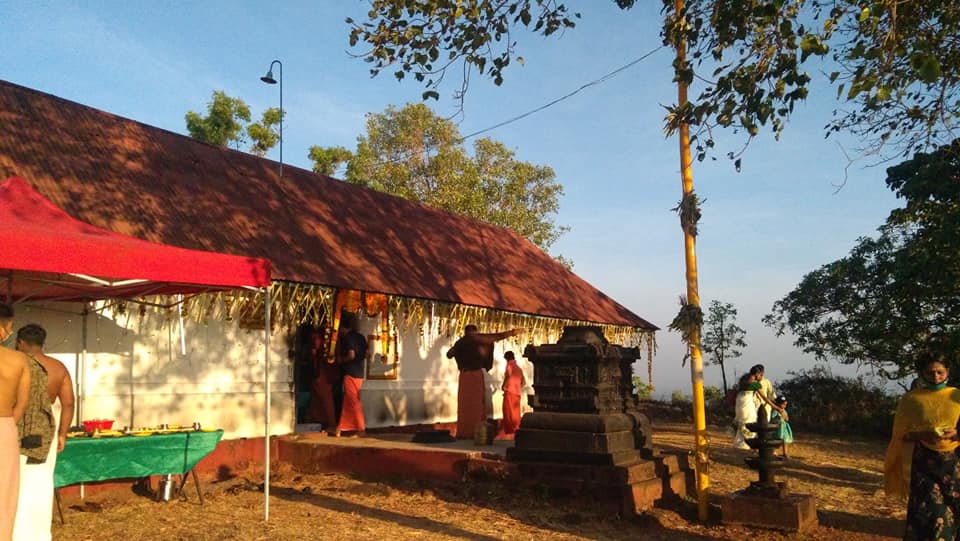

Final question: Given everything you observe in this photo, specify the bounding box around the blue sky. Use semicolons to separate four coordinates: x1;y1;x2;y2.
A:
1;1;901;395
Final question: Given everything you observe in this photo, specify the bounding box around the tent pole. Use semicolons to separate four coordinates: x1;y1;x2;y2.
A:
263;285;271;521
79;304;88;500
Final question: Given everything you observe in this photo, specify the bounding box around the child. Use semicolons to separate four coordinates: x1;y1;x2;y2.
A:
772;396;793;457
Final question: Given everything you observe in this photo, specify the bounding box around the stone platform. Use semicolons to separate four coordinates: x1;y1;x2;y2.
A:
719;491;818;532
514;450;693;514
507;411;691;514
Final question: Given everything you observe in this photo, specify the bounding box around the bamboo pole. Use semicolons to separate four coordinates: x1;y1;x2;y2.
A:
674;0;710;521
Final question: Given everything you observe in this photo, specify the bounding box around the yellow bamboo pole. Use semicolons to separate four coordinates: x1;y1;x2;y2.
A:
674;0;710;522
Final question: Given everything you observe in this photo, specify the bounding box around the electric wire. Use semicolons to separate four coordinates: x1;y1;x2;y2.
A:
361;45;666;170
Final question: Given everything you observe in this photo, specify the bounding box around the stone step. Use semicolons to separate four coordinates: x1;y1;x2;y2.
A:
511;454;692;516
506;447;644;466
516;459;659;486
624;469;690;514
650;451;692;476
514;427;636;454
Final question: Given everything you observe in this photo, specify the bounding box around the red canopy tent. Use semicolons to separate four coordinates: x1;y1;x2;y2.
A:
0;176;270;300
0;176;276;518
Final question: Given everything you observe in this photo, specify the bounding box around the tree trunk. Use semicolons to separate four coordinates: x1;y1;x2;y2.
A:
720;358;728;395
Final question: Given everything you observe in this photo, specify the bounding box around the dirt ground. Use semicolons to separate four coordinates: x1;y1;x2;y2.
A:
52;423;904;541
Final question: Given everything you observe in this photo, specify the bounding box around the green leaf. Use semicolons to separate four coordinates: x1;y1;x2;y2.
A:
799;34;828;61
910;54;942;83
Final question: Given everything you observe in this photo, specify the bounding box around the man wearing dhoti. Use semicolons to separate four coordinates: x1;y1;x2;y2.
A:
333;315;367;437
0;303;30;541
13;324;74;541
446;325;523;439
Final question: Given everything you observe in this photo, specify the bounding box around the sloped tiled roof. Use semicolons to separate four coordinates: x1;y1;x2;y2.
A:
0;80;655;329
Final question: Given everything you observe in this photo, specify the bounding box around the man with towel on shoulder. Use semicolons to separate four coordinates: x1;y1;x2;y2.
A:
14;324;74;541
0;303;30;541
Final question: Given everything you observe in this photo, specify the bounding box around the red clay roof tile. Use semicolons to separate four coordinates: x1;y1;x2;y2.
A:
0;80;655;329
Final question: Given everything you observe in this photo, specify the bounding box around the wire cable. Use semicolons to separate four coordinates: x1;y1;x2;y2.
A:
460;45;665;142
361;45;666;170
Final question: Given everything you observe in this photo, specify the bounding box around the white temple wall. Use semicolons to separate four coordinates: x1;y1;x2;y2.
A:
16;302;537;438
17;302;291;440
354;313;535;428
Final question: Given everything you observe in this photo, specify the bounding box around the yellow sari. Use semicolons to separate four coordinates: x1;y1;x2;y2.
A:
884;386;960;499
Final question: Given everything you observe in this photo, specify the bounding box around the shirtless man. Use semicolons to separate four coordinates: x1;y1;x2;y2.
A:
446;325;523;439
0;303;30;541
14;324;74;541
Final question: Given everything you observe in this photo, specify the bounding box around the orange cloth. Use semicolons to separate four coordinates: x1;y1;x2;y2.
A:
457;370;485;439
502;360;524;396
337;375;365;433
0;417;19;541
501;360;525;435
501;392;522;436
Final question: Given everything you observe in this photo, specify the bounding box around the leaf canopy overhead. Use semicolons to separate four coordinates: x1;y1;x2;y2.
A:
348;0;960;162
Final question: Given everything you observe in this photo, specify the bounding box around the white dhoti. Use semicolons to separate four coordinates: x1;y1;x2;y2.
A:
13;399;60;541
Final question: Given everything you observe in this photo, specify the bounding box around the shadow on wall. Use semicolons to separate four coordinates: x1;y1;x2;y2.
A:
21;301;288;436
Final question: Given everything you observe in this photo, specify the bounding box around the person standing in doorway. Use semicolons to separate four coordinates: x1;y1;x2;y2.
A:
334;314;367;437
308;326;341;434
500;351;526;438
13;324;75;541
0;303;30;541
446;325;523;439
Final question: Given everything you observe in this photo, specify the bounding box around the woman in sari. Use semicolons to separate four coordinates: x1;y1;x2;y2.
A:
885;351;960;540
732;372;784;450
732;373;760;449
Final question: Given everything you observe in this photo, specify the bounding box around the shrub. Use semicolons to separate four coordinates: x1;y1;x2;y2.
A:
671;390;688;405
703;385;733;424
632;376;654;400
775;365;896;439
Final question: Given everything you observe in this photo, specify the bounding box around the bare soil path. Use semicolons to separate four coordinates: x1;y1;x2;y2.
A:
52;423;904;540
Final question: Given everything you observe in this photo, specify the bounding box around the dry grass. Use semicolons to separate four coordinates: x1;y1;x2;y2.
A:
52;423;904;541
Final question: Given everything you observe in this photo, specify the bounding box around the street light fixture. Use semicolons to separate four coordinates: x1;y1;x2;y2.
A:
260;60;282;179
258;59;281;522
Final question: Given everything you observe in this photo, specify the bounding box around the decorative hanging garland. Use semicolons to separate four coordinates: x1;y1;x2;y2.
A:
92;282;657;365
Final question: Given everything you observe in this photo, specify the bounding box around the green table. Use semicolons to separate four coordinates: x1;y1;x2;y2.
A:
54;430;223;490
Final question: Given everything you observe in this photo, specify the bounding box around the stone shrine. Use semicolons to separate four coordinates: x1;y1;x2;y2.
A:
506;326;689;513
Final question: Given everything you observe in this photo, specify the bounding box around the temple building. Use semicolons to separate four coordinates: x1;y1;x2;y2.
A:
0;79;657;439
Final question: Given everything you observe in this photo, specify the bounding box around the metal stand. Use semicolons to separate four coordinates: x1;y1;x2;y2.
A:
175;468;205;504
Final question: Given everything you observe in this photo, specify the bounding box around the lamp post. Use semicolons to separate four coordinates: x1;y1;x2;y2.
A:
258;59;281;522
260;60;282;179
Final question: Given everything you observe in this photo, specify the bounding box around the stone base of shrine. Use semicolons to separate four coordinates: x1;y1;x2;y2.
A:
512;451;692;515
506;411;690;514
718;491;818;532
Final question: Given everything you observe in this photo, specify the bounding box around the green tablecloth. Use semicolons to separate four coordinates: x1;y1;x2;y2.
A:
54;430;223;488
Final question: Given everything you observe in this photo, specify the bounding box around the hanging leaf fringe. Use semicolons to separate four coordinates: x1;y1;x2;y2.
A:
89;282;657;361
